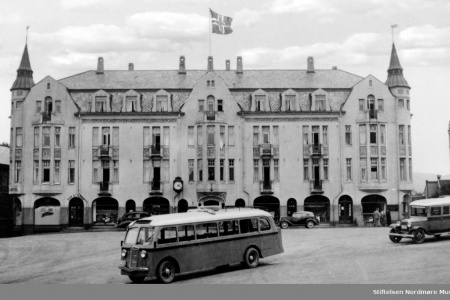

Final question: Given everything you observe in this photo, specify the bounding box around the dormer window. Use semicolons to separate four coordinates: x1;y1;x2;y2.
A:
315;95;326;111
126;96;138;112
255;95;266;111
285;95;296;111
95;96;107;112
156;95;168;112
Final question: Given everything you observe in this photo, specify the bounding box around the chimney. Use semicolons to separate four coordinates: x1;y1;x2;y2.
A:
332;66;337;70
307;56;314;73
236;56;243;74
226;60;230;71
178;56;186;74
207;56;214;72
128;63;134;71
96;57;104;74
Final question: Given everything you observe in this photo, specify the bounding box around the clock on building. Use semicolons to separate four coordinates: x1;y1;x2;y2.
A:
173;177;183;192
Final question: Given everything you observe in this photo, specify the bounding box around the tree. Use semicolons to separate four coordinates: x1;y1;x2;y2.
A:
431;183;450;198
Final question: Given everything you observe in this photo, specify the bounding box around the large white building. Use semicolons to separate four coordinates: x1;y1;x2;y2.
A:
9;42;413;234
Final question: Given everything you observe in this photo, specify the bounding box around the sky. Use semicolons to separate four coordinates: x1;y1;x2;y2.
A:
1;0;450;175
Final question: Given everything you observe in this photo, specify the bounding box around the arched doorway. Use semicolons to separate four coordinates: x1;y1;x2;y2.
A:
287;198;297;216
304;195;330;223
178;199;188;213
13;198;22;227
93;197;119;225
253;196;280;222
34;197;61;231
69;198;84;227
125;199;136;212
361;195;386;224
338;195;353;224
143;197;170;215
235;199;245;208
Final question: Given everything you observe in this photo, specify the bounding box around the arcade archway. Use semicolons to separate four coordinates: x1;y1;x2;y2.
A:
361;195;386;224
93;197;118;225
304;195;330;223
253;196;280;221
178;199;188;213
143;197;170;215
34;197;61;231
235;198;245;208
125;199;136;212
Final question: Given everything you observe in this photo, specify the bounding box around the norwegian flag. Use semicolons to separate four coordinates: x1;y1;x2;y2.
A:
210;9;233;35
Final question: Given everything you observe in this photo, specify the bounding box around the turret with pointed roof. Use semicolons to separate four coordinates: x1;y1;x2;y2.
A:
385;43;409;89
11;44;35;91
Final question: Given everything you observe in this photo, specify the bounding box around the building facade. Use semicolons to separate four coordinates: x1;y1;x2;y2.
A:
9;42;414;234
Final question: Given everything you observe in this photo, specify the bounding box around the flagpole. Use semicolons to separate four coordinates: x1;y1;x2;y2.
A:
209;8;212;56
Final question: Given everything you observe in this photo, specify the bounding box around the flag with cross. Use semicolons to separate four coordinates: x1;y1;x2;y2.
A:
210;9;233;35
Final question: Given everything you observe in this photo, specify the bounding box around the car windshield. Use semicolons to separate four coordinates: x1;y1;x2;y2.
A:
410;206;427;217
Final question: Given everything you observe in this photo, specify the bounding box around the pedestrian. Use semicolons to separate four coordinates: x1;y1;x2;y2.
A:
373;208;380;227
386;209;392;226
380;210;386;226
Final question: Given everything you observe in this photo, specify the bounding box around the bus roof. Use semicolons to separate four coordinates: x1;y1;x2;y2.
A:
410;197;450;207
136;208;273;227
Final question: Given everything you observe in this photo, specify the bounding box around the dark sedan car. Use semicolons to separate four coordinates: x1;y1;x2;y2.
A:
279;211;320;229
116;211;151;229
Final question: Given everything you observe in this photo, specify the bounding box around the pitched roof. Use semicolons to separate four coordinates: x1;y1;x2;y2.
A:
385;43;410;88
11;44;35;91
58;69;362;90
18;44;32;71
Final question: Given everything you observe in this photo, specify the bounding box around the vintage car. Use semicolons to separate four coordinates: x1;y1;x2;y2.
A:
116;211;151;229
389;197;450;244
279;211;320;229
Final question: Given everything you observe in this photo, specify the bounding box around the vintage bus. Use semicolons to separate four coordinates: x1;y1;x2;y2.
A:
118;207;284;283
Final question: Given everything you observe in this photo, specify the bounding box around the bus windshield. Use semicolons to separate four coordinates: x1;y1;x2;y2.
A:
124;227;155;245
410;206;427;217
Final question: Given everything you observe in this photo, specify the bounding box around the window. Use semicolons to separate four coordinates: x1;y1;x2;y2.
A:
43;127;51;147
198;159;203;181
255;95;266;111
219;220;239;236
143;160;151;182
262;126;270;144
69;127;76;148
409;158;412;181
155;95;168;112
323;158;328;180
163;160;169;182
158;227;177;244
211;80;215;87
407;100;410;111
259;218;271;231
359;99;364;111
16;101;23;109
359;125;366;145
273;126;279;145
36;101;42;113
369;80;372;86
398;88;404;94
380;125;386;145
431;207;441;216
218;99;223;112
274;159;279;181
197;126;203;146
303;159;309;181
126;96;138;112
102;127;110;146
17;91;23;96
15;161;21;183
322;126;328;145
113;127;119;148
399;125;405;145
198;100;204;112
285;95;296;111
69;160;75;183
207;80;210;87
47;83;51;89
378;99;384;111
42;160;50;183
346;158;352;181
208;159;215;181
188;127;194;147
398;99;404;108
360;158;367;181
253;126;259;145
93;160;101;182
253;159;259;182
33;160;39;184
381;158;387;180
113;160;119;182
92;127;99;147
367;95;375;110
207;96;215;111
178;225;195;242
163;127;170;147
54;160;60;184
315;95;326;111
207;125;215;145
55;100;61;113
143;127;150;147
345;126;352;145
312;158;320;180
219;126;225;150
303;126;309;145
229;159;234;181
370;125;377;144
407;126;411;146
55;127;61;147
228;126;235;146
220;159;224;181
188;160;194;182
443;206;449;215
239;218;258;234
196;223;218;239
400;158;406;181
16;128;23;148
95;96;107;112
370;158;378;180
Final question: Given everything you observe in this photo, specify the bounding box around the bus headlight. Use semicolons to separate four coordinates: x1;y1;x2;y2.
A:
407;221;412;228
396;221;401;226
140;250;147;259
121;249;127;258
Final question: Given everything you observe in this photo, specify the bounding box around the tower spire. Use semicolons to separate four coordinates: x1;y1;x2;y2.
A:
11;42;35;91
385;42;409;89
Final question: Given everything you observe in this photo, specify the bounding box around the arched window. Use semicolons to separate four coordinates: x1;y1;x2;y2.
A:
207;95;215;111
45;97;53;113
367;95;375;110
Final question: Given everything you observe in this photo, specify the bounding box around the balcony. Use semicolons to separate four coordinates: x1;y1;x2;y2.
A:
150;145;162;157
42;111;51;122
259;144;273;157
99;181;111;196
260;180;274;194
369;109;377;119
150;180;163;195
311;143;322;156
205;111;216;121
310;180;324;194
100;145;111;157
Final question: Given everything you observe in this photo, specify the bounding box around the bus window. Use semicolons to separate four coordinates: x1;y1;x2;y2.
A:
178;225;195;242
259;218;271;231
196;223;218;239
137;228;147;245
158;227;177;244
444;206;450;215
124;227;139;245
219;220;239;236
431;207;441;216
240;218;258;234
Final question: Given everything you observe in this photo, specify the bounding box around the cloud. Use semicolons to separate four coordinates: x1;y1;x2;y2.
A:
0;12;21;25
233;9;264;29
400;25;450;49
269;0;338;14
60;0;123;10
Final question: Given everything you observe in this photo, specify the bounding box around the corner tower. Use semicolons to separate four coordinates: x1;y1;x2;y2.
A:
11;43;35;105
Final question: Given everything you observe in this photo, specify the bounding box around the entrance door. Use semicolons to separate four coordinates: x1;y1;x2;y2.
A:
263;160;270;188
339;197;353;224
69;198;84;227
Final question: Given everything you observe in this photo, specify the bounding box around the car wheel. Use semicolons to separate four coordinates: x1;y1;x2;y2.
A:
280;221;289;229
128;275;145;283
243;247;260;268
389;228;402;243
157;259;176;284
305;220;315;229
413;229;426;244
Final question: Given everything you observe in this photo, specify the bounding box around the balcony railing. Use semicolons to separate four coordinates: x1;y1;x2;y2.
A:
260;180;274;194
150;144;162;157
42;111;51;122
150;180;163;195
310;180;324;194
369;109;377;119
100;145;110;157
259;144;273;157
311;144;322;155
206;111;216;121
99;181;111;195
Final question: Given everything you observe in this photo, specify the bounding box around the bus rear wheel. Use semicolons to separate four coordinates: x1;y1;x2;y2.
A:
244;247;260;268
389;229;402;243
157;259;176;284
128;275;145;283
413;229;425;244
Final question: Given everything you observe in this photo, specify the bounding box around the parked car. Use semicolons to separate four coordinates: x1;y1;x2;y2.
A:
279;211;320;229
116;211;151;229
389;197;450;244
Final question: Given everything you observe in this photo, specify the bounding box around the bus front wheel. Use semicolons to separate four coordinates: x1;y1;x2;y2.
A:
128;275;145;283
244;247;260;268
157;259;176;284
